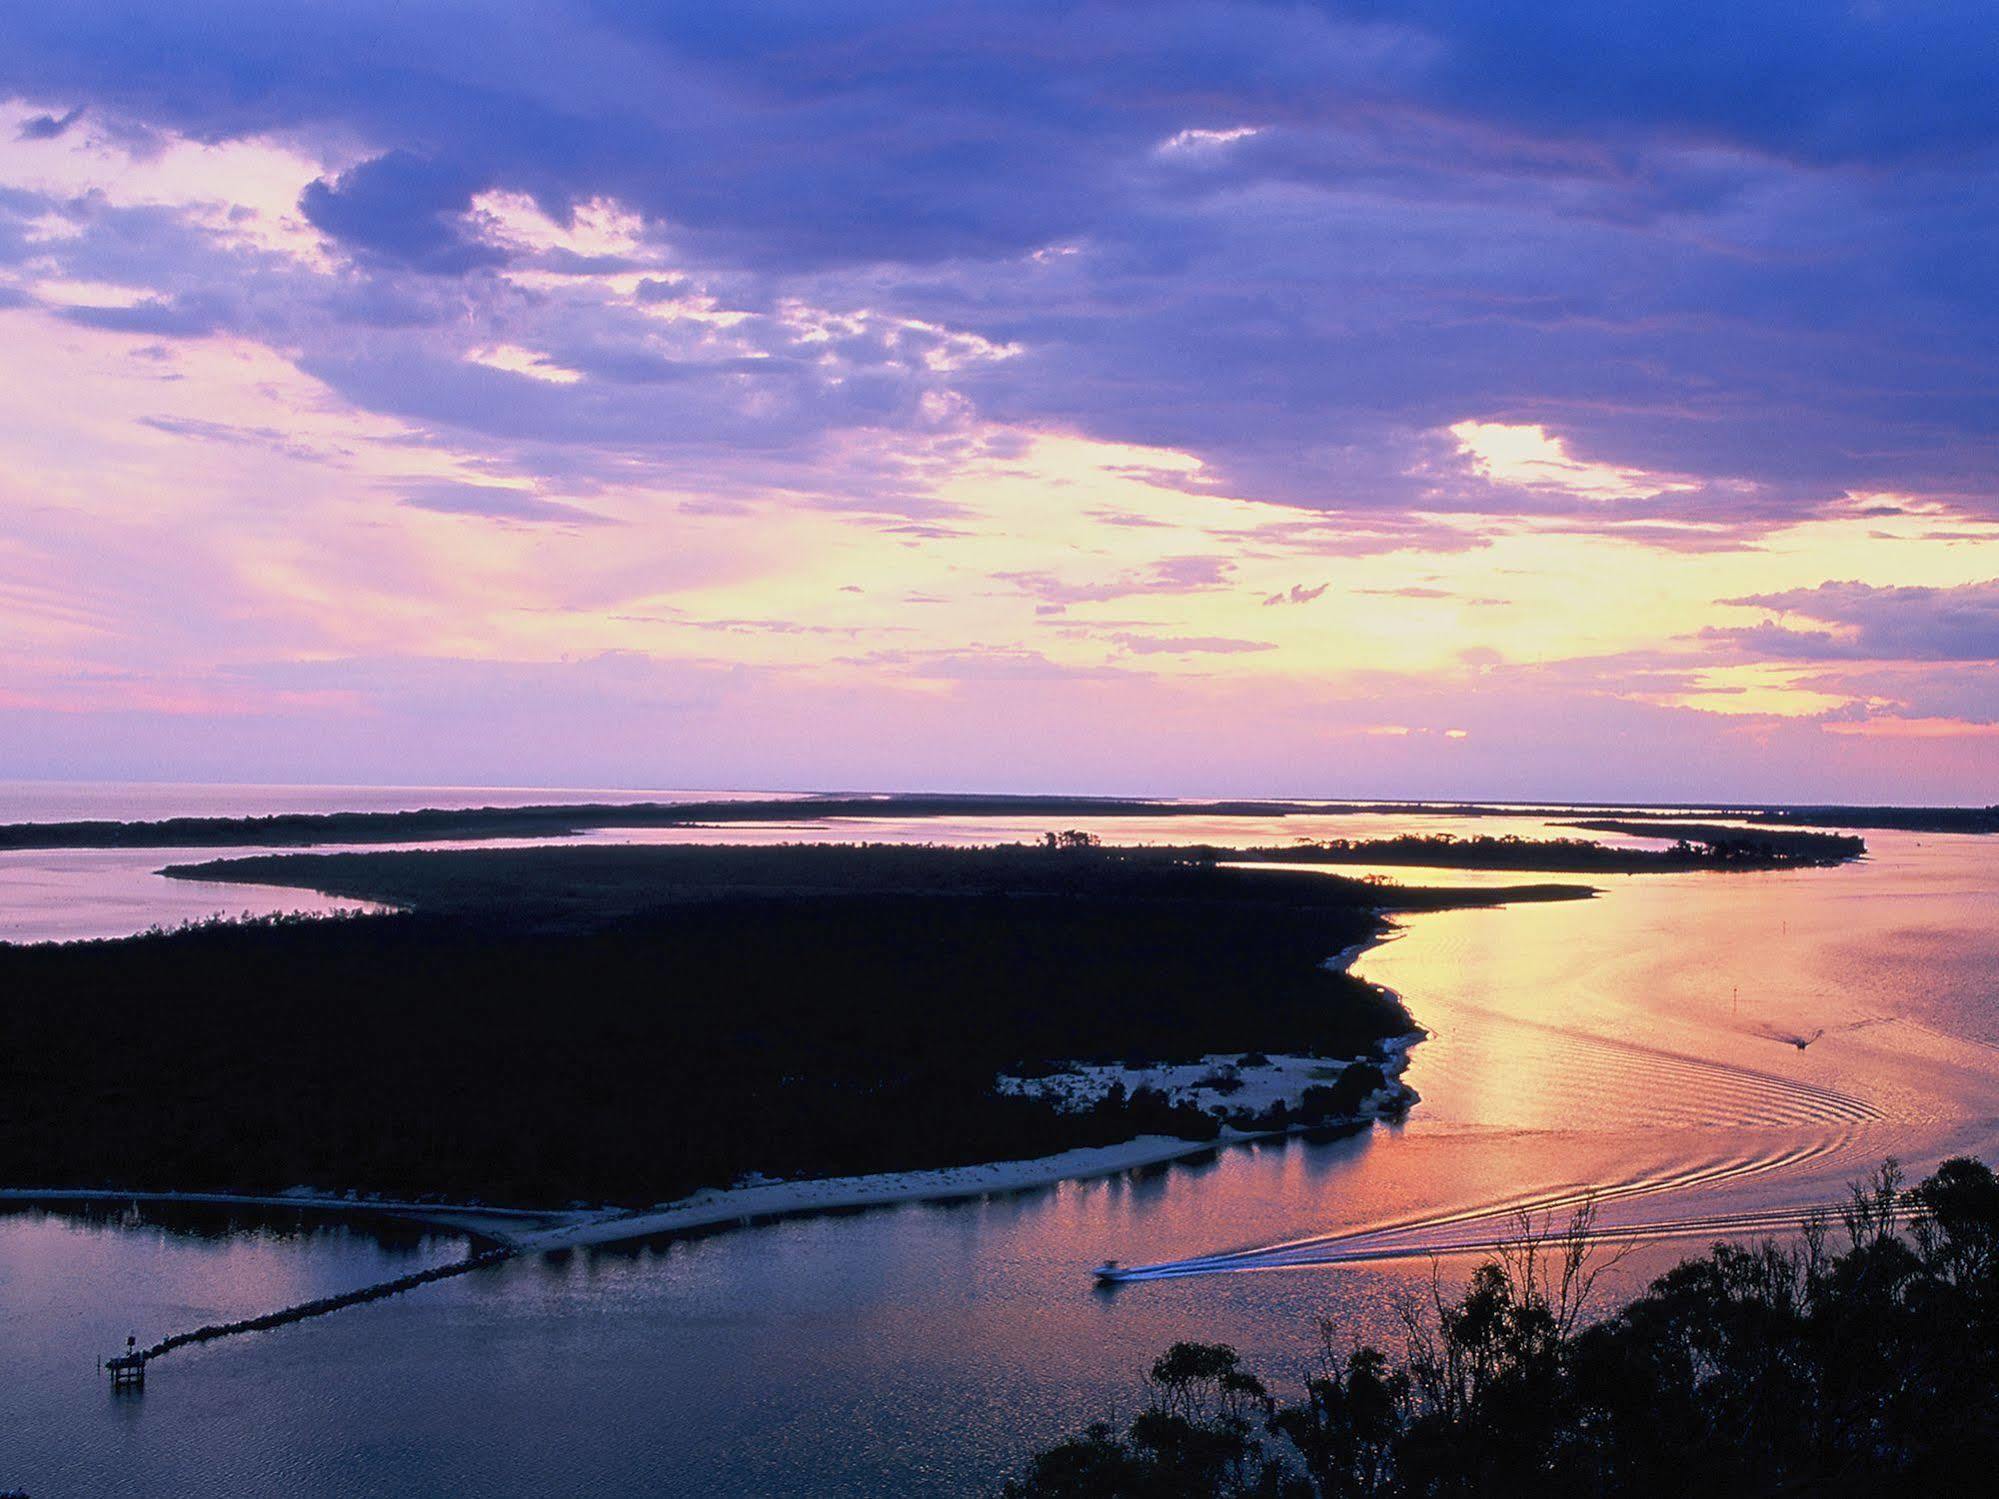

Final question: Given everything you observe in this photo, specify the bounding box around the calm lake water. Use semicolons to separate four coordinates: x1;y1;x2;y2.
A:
2;785;1995;1494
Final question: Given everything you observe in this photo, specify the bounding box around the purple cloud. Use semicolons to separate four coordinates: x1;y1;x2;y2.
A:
4;4;1999;802
397;480;610;526
1262;583;1328;606
0;2;1993;534
997;556;1236;608
300;153;509;275
16;104;83;139
1711;579;1999;663
60;295;225;337
1111;634;1276;655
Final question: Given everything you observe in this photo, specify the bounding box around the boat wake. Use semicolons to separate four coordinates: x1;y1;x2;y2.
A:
1099;922;1922;1286
1426;1006;1886;1129
1102;1129;1882;1281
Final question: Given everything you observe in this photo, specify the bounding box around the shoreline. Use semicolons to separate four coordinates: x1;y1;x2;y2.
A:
0;1079;1416;1256
5;932;1418;1257
2;790;1983;853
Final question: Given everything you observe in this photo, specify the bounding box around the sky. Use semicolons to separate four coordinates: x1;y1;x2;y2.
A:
1;2;1996;803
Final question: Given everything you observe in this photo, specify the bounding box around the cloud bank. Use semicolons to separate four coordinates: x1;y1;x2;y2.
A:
1;3;1996;795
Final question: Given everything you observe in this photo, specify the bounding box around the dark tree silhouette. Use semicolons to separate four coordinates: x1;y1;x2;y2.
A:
1006;1158;1999;1497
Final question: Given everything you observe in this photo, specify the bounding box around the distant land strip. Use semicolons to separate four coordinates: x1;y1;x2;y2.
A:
1619;805;1999;836
158;833;1856;911
0;792;1988;851
0;794;1315;850
157;842;1599;921
1232;827;1863;871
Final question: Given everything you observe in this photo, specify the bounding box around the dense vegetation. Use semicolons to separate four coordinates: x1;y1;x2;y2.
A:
5;789;1978;852
1234;828;1863;872
1557;821;1866;865
0;793;1317;850
162;841;1595;918
1005;1158;1999;1498
1755;805;1999;834
0;848;1460;1206
1588;806;1999;836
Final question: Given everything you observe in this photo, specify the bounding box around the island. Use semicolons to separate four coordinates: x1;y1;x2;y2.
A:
0;789;1967;851
0;793;1321;850
0;843;1588;1217
1227;827;1864;872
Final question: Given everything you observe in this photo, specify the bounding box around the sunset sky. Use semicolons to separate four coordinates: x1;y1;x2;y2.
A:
2;3;1996;800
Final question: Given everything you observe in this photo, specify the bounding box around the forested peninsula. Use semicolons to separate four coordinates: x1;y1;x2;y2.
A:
1;845;1583;1209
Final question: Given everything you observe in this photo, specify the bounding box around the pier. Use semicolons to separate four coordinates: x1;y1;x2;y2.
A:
106;1246;515;1382
105;1336;146;1389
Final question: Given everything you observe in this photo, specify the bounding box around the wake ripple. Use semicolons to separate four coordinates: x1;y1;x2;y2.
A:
1433;1008;1885;1129
1107;1130;1877;1281
1099;971;1895;1284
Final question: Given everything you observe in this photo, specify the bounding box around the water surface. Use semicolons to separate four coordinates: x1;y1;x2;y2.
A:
2;788;1994;1494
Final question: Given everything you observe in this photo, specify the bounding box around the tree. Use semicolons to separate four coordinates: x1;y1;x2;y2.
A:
1008;1161;1999;1496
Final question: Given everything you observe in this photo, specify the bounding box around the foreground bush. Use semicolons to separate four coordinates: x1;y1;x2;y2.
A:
1006;1158;1999;1497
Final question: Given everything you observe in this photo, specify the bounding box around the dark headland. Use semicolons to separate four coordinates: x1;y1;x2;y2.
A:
0;843;1590;1210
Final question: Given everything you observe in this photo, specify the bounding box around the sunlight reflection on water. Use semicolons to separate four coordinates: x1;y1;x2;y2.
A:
4;792;1996;1494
